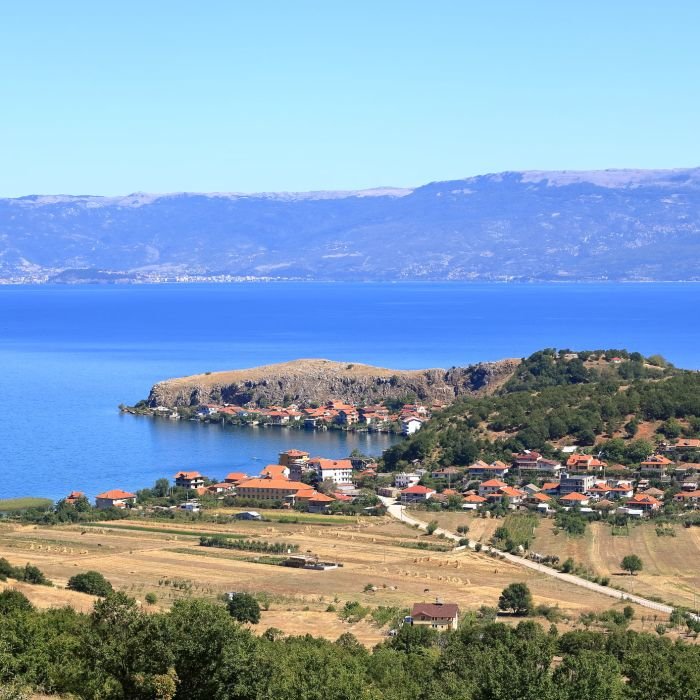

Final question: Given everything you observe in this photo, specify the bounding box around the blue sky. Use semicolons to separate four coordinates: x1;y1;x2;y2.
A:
1;1;698;195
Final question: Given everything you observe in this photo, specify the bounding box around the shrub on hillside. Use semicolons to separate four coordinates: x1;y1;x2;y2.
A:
67;571;113;597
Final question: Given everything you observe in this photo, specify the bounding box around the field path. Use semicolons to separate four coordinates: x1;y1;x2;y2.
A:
379;498;697;620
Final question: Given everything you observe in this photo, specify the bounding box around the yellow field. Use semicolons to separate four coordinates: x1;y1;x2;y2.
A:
532;519;700;608
0;514;669;643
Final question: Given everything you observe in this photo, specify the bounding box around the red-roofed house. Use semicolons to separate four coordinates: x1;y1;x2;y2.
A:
65;491;84;505
462;493;487;510
308;458;353;485
401;485;435;503
560;492;590;506
626;494;661;512
566;454;607;472
224;472;248;484
410;602;459;630
674;490;700;507
236;478;309;502
206;482;236;495
260;464;290;480
478;479;508;497
640;455;673;476
489;486;525;506
307;493;336;513
95;489;136;510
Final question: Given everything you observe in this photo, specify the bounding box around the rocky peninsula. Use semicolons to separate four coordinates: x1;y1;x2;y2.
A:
144;358;520;409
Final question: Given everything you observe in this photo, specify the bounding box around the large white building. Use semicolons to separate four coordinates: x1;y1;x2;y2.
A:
308;458;353;485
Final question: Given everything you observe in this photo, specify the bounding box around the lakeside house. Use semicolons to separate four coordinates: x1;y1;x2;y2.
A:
308;458;353;485
174;471;206;490
235;478;310;503
95;489;136;510
224;472;248;484
409;601;459;630
65;491;84;505
260;464;291;480
401;417;425;435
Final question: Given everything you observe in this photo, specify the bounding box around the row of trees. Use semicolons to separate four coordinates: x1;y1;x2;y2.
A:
0;589;698;699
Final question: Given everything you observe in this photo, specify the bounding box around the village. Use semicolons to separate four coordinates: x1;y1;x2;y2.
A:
143;397;440;435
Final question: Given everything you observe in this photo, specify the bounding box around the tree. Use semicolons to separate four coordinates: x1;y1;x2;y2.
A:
425;520;439;535
226;593;261;623
68;570;113;596
0;588;32;614
621;554;643;576
498;582;533;616
553;649;625;700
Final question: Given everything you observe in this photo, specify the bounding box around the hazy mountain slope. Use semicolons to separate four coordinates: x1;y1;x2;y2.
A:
2;168;700;281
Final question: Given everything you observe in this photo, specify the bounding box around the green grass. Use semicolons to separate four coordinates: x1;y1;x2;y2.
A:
270;514;357;525
501;512;539;547
0;497;53;513
80;523;247;539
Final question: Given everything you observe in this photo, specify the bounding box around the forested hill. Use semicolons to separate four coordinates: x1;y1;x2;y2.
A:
3;167;700;282
383;349;700;470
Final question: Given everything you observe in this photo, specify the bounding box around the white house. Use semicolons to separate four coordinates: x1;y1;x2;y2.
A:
395;472;421;489
401;417;424;436
308;458;353;485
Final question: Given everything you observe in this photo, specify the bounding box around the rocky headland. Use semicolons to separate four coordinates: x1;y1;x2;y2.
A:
145;358;520;409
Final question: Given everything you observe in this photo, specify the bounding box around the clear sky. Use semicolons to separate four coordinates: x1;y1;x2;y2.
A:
1;1;698;196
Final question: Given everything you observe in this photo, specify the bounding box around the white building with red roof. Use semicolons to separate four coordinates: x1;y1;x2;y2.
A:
95;489;136;510
400;484;435;502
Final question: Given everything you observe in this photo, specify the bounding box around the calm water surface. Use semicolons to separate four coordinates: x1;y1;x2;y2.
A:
1;282;698;499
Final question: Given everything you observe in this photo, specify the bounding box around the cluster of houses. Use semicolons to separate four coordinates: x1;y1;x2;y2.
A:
194;399;437;435
80;449;374;514
385;447;700;519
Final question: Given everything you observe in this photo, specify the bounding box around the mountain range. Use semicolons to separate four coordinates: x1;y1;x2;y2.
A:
2;168;700;282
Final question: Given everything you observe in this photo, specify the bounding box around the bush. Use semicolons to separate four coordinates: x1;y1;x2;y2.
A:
226;592;261;624
67;570;113;597
20;564;51;586
426;520;438;535
145;592;158;605
0;589;32;614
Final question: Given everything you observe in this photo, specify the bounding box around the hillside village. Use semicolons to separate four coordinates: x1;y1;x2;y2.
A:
62;436;700;526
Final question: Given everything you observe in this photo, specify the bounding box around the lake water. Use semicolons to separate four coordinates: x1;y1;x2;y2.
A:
1;282;699;500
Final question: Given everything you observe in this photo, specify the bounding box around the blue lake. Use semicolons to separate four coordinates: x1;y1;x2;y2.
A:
1;282;698;500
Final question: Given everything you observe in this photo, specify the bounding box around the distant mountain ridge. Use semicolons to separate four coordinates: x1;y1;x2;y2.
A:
2;168;700;282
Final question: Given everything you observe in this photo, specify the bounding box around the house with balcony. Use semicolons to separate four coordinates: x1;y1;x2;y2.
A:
174;471;206;490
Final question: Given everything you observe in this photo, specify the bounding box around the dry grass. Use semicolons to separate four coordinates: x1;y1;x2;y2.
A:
532;519;700;608
0;515;668;644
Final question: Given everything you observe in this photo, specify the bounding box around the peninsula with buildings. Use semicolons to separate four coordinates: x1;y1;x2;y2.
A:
124;357;519;433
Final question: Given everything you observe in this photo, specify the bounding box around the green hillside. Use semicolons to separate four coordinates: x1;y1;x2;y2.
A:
382;349;700;471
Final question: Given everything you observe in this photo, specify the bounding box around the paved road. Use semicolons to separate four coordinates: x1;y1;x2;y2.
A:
380;498;685;618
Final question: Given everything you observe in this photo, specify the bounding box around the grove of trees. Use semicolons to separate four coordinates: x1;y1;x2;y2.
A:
0;591;698;699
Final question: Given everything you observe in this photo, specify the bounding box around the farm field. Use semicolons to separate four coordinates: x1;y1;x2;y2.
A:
532;519;700;609
0;514;667;644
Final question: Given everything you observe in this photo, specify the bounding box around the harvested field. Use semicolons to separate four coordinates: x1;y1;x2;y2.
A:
532;519;700;608
0;515;665;643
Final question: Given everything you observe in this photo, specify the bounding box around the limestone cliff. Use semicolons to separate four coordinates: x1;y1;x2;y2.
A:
146;358;520;408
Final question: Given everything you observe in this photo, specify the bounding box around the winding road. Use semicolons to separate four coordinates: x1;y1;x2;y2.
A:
379;498;692;619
